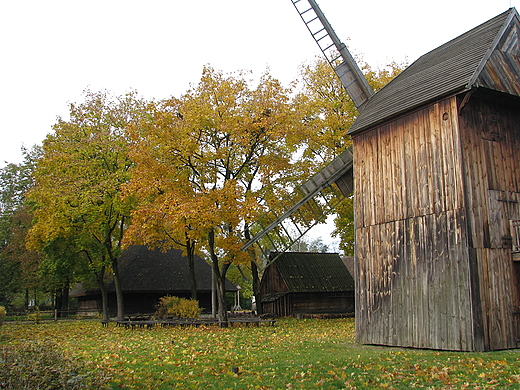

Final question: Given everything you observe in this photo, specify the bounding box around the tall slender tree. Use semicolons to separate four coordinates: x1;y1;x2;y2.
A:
0;146;42;307
27;90;148;321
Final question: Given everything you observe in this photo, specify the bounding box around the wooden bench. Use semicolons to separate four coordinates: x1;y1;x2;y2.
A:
116;320;157;329
229;318;276;327
160;318;219;327
108;316;276;329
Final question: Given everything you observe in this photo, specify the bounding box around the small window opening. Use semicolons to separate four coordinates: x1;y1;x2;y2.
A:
511;220;520;261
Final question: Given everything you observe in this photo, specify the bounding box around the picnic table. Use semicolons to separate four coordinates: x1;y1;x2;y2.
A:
110;316;276;329
229;318;276;327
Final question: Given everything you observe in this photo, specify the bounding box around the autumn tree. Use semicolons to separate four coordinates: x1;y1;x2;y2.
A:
0;146;43;307
27;90;148;321
124;66;313;325
296;57;405;251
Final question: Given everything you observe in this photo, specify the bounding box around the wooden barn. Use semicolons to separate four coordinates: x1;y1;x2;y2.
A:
260;252;355;317
72;245;237;316
348;8;520;351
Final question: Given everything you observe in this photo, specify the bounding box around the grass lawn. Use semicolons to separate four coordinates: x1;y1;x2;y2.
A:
1;318;519;389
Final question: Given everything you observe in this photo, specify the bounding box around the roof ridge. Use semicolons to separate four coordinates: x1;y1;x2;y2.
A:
348;8;516;135
467;7;520;89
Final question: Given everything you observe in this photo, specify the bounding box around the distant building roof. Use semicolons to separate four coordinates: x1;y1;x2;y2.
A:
348;8;520;135
71;245;237;296
268;252;355;293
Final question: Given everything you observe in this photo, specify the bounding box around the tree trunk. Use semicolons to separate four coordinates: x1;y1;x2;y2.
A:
215;274;228;327
211;268;217;318
208;228;228;327
99;281;109;322
186;238;197;301
112;257;124;321
55;289;63;317
61;279;70;318
25;288;29;310
244;225;262;315
251;260;263;315
217;262;231;327
93;265;109;321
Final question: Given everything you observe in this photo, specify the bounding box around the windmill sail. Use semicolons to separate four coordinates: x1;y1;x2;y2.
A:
292;0;374;109
242;149;354;260
242;1;367;260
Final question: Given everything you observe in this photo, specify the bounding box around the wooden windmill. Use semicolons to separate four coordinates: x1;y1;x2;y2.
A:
247;1;520;352
241;0;368;258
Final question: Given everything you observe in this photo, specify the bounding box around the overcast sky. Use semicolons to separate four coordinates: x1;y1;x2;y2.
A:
1;0;517;167
1;0;517;246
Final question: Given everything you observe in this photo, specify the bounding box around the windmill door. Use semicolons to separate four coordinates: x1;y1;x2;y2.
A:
487;189;520;347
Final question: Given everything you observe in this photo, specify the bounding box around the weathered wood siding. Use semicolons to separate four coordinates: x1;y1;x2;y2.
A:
262;293;354;317
353;97;477;351
289;292;354;314
261;294;291;317
458;94;520;350
259;263;288;295
475;20;520;97
353;92;520;351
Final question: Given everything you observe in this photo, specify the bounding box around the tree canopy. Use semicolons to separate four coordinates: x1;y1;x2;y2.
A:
26;89;148;320
0;56;405;315
123;66;316;323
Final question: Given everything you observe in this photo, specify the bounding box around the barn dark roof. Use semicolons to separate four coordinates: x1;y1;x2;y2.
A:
72;245;237;296
269;252;355;292
348;8;520;135
111;246;237;292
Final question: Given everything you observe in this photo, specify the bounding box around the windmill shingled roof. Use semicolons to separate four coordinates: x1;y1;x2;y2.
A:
348;8;518;135
269;252;355;292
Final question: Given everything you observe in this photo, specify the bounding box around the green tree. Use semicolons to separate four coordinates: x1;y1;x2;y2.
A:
0;146;42;307
27;90;148;321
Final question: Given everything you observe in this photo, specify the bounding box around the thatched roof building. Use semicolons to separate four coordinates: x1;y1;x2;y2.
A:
72;245;237;316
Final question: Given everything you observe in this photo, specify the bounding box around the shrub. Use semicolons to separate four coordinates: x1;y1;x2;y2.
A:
27;307;42;324
0;306;5;326
175;298;202;318
155;296;180;318
0;340;109;389
156;296;201;319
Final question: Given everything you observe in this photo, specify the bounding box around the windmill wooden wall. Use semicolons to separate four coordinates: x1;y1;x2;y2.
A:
458;93;520;350
348;8;520;352
354;97;473;350
353;92;520;351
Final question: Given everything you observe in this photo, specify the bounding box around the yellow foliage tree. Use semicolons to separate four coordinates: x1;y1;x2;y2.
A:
124;66;314;324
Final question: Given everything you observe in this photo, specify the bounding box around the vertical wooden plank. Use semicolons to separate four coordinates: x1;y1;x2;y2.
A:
418;215;430;348
429;102;445;215
416;108;428;216
403;114;416;219
395;120;406;222
365;130;377;228
407;112;420;218
355;225;366;342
